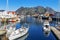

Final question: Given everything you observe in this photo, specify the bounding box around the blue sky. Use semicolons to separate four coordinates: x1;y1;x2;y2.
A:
0;0;58;11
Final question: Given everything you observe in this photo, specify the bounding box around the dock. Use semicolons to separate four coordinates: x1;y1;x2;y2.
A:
51;27;60;40
0;30;8;40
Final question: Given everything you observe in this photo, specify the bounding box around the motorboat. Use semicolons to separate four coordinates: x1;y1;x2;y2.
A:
6;23;29;40
43;21;50;32
43;21;50;36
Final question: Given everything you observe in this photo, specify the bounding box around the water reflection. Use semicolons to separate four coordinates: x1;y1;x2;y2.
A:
43;31;51;37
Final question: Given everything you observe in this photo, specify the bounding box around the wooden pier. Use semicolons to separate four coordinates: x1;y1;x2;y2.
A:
51;27;60;40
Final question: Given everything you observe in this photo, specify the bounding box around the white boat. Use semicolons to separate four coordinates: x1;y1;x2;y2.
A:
43;21;50;34
6;23;29;40
9;26;29;40
6;23;16;37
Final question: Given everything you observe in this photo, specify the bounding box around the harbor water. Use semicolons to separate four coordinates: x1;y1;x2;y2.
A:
15;16;57;40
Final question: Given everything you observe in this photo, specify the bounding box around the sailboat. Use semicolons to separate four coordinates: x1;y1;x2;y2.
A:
6;23;29;40
9;24;29;40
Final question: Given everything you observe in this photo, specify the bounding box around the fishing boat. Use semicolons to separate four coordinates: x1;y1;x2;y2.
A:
43;21;50;36
6;23;29;40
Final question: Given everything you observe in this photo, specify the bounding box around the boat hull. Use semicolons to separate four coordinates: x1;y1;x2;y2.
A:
9;28;29;40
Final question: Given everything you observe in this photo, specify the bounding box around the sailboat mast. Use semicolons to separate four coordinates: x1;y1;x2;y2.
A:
6;0;8;12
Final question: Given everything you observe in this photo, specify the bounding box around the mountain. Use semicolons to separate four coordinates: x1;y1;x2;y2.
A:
45;7;55;14
35;6;46;14
16;6;46;15
15;6;57;15
16;7;28;15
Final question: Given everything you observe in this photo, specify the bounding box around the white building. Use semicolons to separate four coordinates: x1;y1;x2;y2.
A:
0;11;17;18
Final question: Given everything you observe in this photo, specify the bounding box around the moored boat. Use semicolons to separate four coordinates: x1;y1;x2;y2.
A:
9;26;29;40
6;23;29;40
43;21;51;36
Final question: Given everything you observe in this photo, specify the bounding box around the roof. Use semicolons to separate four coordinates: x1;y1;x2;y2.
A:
7;11;16;14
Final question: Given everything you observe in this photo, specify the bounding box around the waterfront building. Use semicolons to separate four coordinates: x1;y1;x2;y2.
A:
0;11;19;23
0;11;17;18
44;12;50;17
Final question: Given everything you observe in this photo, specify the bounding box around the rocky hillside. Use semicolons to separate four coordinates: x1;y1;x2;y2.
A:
15;6;58;15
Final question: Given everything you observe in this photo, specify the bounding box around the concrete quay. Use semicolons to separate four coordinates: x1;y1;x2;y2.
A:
51;27;60;40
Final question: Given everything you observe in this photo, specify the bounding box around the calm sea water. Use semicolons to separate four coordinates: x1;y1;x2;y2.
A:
16;17;56;40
